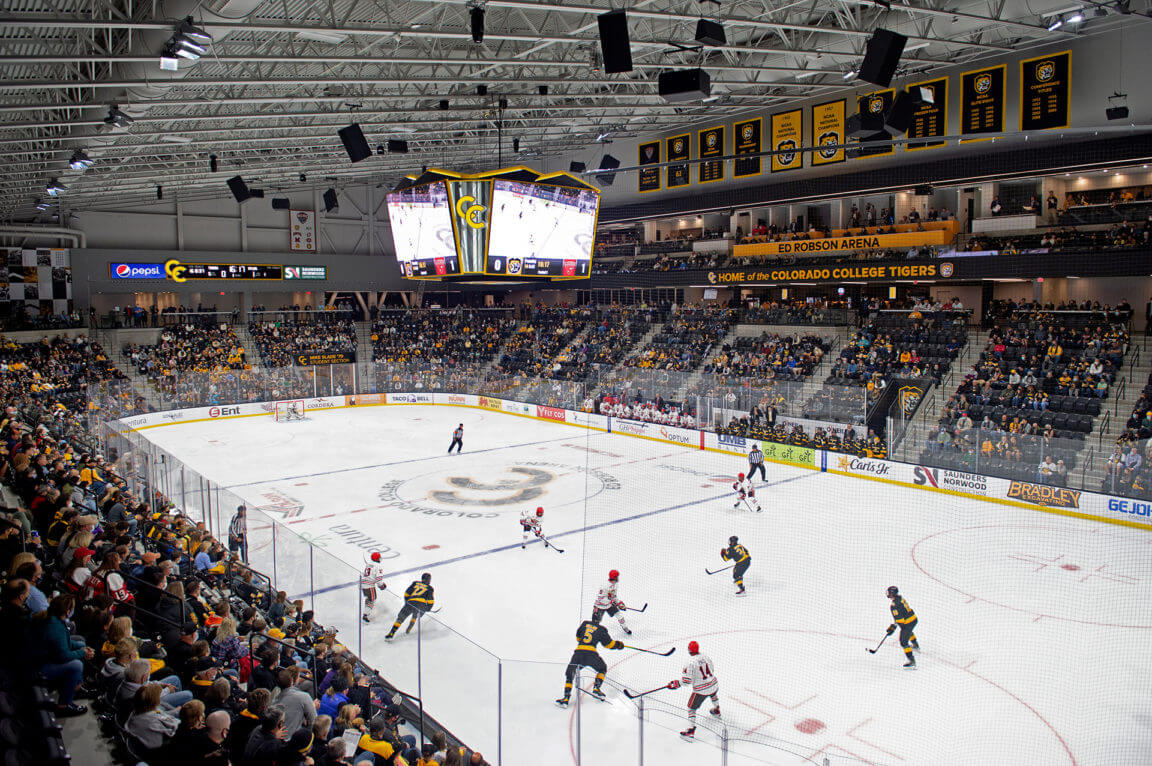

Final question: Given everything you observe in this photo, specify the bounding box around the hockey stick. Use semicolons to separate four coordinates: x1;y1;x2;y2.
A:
705;565;734;575
866;632;891;654
623;684;668;699
622;603;648;613
742;496;761;513
539;536;565;554
622;644;675;657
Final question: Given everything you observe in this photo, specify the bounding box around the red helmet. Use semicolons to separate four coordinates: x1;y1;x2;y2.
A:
688;640;699;655
608;569;619;581
370;552;381;563
738;472;745;480
536;507;544;517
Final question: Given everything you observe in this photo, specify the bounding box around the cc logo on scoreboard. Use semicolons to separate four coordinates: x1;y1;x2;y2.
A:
164;259;188;283
975;74;993;94
454;195;488;230
1036;61;1055;82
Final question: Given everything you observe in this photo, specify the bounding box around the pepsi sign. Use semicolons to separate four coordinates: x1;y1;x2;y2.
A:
110;262;165;280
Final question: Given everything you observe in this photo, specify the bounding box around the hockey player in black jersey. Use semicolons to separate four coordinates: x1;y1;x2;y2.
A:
721;536;750;596
384;573;435;640
885;585;920;669
555;615;624;707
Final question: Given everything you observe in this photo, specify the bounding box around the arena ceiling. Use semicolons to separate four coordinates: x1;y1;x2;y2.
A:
0;0;1144;220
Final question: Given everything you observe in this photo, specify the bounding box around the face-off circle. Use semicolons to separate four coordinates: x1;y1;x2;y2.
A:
913;524;1152;627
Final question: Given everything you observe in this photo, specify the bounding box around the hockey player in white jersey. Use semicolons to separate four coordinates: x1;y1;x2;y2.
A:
666;640;721;741
732;472;762;512
591;569;632;635
521;506;548;549
360;551;387;623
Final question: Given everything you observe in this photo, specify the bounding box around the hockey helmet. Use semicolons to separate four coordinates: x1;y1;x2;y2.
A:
370;552;382;563
688;640;700;655
738;472;745;480
886;585;899;598
608;569;619;581
422;572;432;584
536;507;544;517
729;535;738;545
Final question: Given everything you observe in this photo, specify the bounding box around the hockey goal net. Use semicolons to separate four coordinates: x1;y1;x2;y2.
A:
274;400;307;422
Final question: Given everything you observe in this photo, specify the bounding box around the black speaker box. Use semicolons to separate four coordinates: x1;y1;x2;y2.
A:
338;123;373;163
858;29;906;87
884;91;918;135
658;68;711;102
387;140;409;154
914;184;934;196
695;19;726;47
323;188;338;213
845;112;885;138
271;198;290;210
596;154;620;187
569;161;586;173
250;189;264;198
226;175;251;203
597;10;633;74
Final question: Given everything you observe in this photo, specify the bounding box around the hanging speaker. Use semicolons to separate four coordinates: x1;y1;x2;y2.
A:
883;91;918;135
596;154;620;186
658;69;711;102
597;10;633;74
846;112;885;138
226;175;251;203
338;123;373;163
271;198;290;210
323;188;338;213
569;161;586;173
858;29;906;87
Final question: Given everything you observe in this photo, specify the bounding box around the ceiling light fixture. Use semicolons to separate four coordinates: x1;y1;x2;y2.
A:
69;149;93;170
104;104;134;128
34;199;50;211
46;178;66;197
1066;10;1083;22
1048;17;1064;30
843;69;858;80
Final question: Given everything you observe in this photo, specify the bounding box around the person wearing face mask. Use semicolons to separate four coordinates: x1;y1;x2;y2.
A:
31;593;95;715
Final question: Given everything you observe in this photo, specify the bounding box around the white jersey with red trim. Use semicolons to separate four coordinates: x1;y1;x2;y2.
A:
360;561;386;588
594;580;621;610
681;653;719;695
520;508;541;531
733;477;756;496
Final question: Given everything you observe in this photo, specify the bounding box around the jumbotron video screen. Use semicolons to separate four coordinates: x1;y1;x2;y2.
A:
485;180;598;278
385;180;461;278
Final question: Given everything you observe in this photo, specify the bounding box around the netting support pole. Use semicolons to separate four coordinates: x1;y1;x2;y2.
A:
308;545;315;612
497;661;503;766
271;521;278;586
721;724;729;766
637;696;644;765
574;670;582;766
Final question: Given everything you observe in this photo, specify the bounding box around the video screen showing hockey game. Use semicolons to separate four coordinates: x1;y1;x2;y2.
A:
486;179;598;277
385;180;461;278
129;387;1150;766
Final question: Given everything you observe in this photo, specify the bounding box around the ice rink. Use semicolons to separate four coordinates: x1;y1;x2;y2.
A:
138;404;1152;765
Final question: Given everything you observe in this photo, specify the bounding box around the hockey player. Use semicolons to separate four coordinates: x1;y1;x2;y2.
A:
521;506;548;549
591;569;631;635
448;423;463;454
360;552;387;623
731;473;762;512
666;640;721;741
747;444;766;481
885;586;920;669
384;573;435;640
721;536;750;596
555;615;624;707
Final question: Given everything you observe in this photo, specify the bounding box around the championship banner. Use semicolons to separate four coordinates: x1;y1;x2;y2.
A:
666;134;690;189
733;118;762;178
770;109;803;172
294;351;356;366
811;100;846;166
1020;51;1070;131
637;141;661;193
905;78;947;151
854;90;894;157
289;209;316;252
734;229;953;257
698;126;725;184
960;64;1006;142
706;261;952;286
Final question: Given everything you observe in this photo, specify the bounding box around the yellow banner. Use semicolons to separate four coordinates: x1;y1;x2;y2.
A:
811;100;845;165
734;229;952;257
770;109;803;172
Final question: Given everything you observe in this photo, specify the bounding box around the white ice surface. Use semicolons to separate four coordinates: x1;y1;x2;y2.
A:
139;404;1152;765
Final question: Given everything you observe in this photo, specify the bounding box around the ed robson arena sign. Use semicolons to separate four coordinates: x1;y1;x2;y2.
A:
707;262;953;286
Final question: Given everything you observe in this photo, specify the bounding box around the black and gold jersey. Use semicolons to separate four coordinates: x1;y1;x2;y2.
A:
890;596;916;625
573;620;622;652
722;543;750;563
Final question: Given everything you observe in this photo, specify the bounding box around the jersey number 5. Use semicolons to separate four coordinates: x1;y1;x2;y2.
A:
581;624;597;644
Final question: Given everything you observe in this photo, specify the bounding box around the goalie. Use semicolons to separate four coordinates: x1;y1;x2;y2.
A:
732;473;762;513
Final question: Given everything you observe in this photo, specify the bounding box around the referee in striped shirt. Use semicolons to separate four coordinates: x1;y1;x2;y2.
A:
228;505;248;563
748;444;766;481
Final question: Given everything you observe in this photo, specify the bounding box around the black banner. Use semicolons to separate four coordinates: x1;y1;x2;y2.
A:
666;134;690;189
733;118;762;178
960;65;1006;141
698;125;725;184
855;90;894;158
1020;52;1070;131
906;78;947;151
295;351;356;366
638;141;661;193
